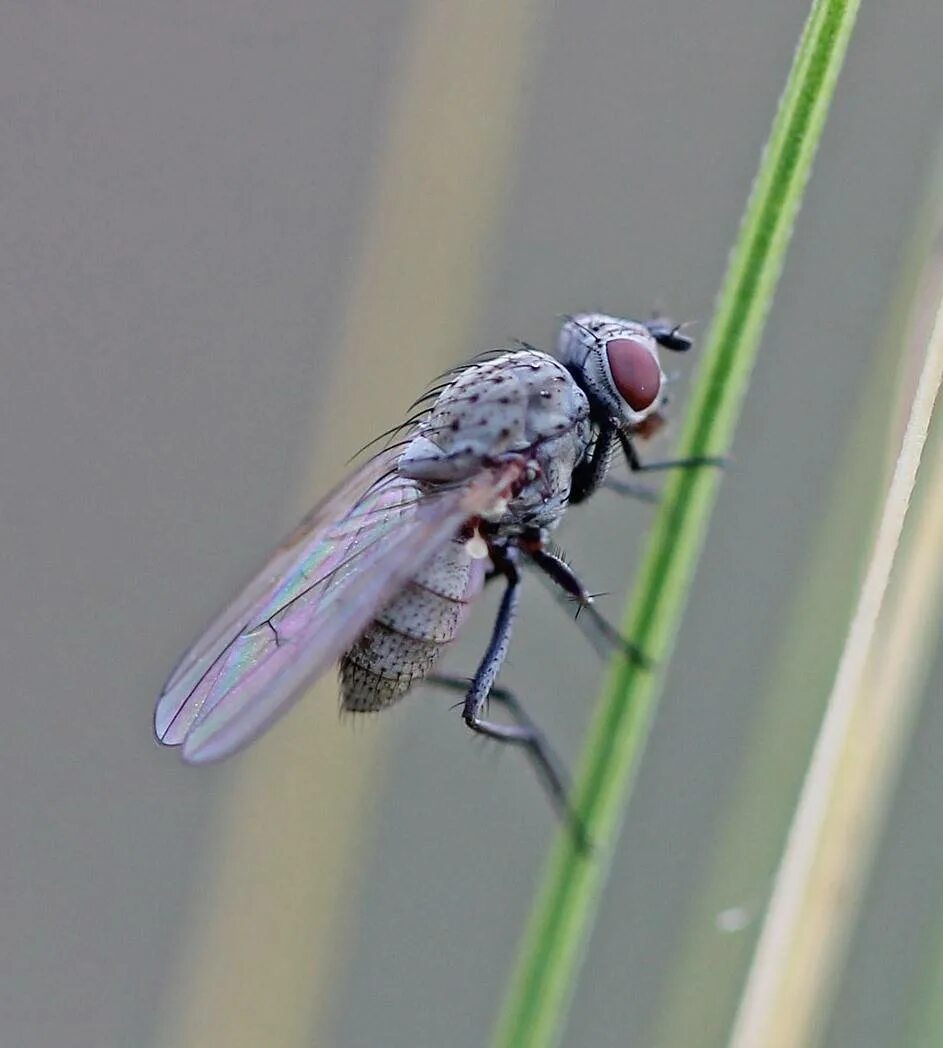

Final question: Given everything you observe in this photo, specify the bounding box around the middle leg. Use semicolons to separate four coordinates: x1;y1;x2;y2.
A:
522;540;650;667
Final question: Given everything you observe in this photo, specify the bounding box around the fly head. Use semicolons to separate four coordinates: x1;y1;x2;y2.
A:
558;312;690;428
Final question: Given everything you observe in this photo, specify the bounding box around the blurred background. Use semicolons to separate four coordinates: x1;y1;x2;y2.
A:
3;2;943;1046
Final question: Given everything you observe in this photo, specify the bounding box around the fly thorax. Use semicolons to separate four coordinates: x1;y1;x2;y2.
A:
398;350;591;525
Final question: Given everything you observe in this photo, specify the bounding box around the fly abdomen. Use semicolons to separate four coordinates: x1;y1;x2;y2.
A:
339;621;441;711
339;538;486;712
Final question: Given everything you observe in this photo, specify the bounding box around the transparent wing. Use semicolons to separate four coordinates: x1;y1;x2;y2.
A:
155;447;519;763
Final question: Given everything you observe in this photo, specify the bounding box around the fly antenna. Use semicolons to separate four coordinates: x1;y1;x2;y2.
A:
646;316;701;352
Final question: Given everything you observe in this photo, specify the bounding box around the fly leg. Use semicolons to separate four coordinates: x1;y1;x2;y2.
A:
603;478;660;503
618;427;727;474
424;673;585;846
437;547;589;848
569;423;617;505
522;540;651;668
568;421;662;504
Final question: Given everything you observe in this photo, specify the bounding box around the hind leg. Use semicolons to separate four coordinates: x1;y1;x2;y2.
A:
425;663;589;847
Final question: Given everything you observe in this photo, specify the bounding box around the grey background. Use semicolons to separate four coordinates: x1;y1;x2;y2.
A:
2;2;942;1046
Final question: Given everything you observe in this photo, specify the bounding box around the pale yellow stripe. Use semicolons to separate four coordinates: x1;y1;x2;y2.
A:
154;2;540;1046
730;288;943;1047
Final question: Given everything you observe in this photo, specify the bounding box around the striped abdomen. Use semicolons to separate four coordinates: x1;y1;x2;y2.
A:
339;537;486;712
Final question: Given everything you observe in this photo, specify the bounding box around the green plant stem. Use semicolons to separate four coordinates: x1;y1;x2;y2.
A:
493;1;862;1045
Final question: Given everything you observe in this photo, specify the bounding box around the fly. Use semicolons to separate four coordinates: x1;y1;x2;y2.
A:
154;313;715;843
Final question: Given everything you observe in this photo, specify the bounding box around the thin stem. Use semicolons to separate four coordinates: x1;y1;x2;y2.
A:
493;1;862;1045
729;279;943;1048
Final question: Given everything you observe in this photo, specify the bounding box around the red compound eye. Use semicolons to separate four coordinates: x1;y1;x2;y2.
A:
606;337;661;411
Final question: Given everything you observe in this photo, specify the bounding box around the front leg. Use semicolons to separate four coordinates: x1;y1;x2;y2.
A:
568;422;617;505
571;420;720;505
618;427;727;474
602;477;660;503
